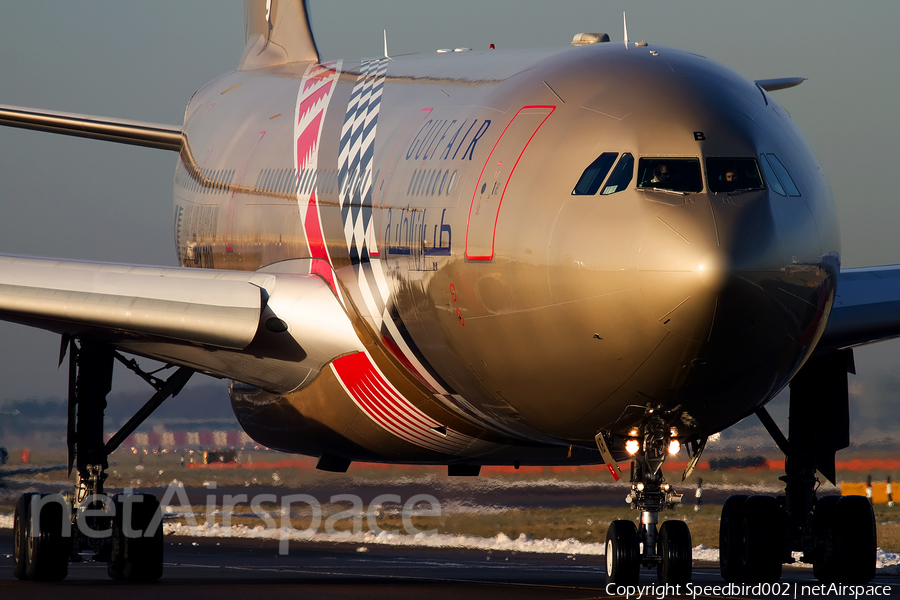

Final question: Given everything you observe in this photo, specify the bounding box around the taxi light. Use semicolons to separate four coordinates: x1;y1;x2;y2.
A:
636;482;645;491
668;439;681;455
625;439;640;455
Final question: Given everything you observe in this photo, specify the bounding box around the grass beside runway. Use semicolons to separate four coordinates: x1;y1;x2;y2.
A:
7;496;900;553
5;449;900;552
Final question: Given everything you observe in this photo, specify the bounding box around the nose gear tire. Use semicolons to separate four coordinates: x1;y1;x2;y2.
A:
657;519;692;584
606;519;640;586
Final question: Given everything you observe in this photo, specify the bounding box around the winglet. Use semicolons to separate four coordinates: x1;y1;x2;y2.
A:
240;0;319;70
623;11;629;48
384;29;392;60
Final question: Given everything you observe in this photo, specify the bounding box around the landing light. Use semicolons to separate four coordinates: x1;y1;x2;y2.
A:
625;438;640;455
636;482;645;491
668;439;681;455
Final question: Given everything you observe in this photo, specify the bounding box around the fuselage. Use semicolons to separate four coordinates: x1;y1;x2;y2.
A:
171;41;838;464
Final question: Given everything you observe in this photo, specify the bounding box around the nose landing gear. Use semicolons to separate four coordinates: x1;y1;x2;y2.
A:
12;337;193;582
601;419;693;585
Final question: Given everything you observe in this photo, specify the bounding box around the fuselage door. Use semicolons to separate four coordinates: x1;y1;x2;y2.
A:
465;105;554;261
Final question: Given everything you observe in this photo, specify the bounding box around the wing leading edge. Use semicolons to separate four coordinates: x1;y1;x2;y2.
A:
816;265;900;354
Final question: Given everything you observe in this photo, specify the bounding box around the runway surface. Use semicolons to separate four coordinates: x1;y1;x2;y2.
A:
2;532;899;599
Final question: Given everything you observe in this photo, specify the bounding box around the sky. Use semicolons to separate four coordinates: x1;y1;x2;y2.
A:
0;0;898;420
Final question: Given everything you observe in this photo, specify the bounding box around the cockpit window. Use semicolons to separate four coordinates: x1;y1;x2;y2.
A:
601;153;634;195
572;152;618;195
706;158;765;193
759;153;801;197
637;158;702;193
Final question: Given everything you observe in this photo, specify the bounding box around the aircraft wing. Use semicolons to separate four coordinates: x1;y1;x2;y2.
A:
754;77;806;92
816;265;900;353
0;255;362;393
0;255;264;349
0;104;182;151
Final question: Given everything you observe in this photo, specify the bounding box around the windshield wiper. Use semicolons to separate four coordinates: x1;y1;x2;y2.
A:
638;186;688;196
725;187;761;196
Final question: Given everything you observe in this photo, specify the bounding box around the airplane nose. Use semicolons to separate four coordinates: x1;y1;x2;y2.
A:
635;192;835;432
638;198;730;342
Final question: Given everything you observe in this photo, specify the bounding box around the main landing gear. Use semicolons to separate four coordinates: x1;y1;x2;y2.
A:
719;350;876;584
12;337;193;582
602;414;699;585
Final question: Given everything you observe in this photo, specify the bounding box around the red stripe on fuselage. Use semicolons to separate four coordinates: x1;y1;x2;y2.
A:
304;192;337;292
303;63;338;91
296;112;324;171
332;352;459;453
297;81;334;125
356;375;455;452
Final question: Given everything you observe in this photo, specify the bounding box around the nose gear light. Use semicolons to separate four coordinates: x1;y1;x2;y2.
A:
625;438;640;455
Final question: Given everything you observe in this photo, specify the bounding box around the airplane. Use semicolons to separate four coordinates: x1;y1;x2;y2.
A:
0;0;897;587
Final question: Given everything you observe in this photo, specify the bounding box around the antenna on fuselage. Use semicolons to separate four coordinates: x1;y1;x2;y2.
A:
623;11;629;48
383;29;393;60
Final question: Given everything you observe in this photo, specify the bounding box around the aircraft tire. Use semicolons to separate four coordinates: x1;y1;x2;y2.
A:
816;496;876;584
605;519;640;585
740;495;782;583
718;494;748;582
108;493;164;581
657;519;692;585
23;493;69;581
13;492;39;580
812;495;841;582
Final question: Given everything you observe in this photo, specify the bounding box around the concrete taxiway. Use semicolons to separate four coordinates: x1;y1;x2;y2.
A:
1;532;899;599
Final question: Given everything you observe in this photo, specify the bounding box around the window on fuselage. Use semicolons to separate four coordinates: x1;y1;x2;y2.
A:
571;152;634;196
759;153;801;197
706;158;764;193
601;153;634;195
637;158;702;193
572;152;618;195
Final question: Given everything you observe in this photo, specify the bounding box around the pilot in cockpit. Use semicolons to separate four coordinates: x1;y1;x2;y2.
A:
651;163;670;184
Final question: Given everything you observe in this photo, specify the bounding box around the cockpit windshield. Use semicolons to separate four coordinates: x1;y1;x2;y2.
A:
636;158;702;193
706;158;765;193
